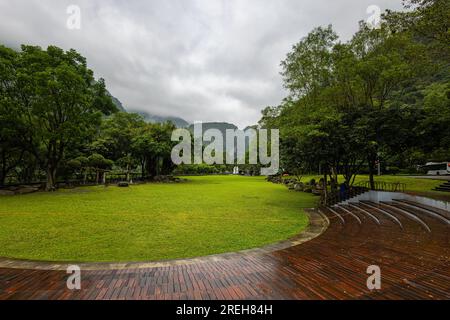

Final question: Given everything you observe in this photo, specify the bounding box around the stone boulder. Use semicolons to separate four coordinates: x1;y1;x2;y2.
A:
16;186;39;195
267;175;282;184
117;181;129;187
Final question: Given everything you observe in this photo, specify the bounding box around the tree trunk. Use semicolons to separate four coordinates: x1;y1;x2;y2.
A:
0;172;5;187
1;152;6;187
141;159;146;179
45;165;57;191
156;157;161;176
146;157;157;178
368;157;376;190
0;160;6;187
330;166;338;191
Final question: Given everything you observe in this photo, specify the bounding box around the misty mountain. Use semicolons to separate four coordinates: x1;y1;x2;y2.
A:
135;111;190;128
105;90;126;112
188;122;238;135
106;92;190;127
106;93;253;136
188;122;256;156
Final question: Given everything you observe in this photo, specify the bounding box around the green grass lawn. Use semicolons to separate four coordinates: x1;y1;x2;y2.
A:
294;174;448;197
0;175;316;263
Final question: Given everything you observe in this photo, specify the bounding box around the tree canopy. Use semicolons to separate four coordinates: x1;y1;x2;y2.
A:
260;0;450;192
0;45;177;189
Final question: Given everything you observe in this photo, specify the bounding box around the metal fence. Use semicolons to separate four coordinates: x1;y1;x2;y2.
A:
321;181;407;206
354;181;406;192
321;186;369;206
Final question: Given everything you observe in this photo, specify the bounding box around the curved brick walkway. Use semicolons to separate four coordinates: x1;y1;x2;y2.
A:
0;203;449;300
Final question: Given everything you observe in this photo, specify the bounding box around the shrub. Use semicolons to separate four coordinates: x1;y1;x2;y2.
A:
386;166;400;175
173;164;219;175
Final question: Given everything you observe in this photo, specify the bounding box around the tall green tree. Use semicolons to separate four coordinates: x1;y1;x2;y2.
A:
0;46;22;185
132;122;176;178
91;112;145;181
14;45;116;190
266;0;444;192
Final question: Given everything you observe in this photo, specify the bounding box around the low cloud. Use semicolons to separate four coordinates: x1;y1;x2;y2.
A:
0;0;403;128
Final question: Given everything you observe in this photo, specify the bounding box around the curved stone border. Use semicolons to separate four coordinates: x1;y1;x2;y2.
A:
0;209;329;271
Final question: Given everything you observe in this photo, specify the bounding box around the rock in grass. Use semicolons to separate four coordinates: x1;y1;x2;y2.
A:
16;187;39;194
0;190;15;196
117;181;129;187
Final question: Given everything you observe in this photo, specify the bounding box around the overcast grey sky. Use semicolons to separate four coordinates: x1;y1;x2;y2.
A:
0;0;403;128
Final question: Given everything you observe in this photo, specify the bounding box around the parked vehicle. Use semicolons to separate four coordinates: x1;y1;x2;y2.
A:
420;162;450;175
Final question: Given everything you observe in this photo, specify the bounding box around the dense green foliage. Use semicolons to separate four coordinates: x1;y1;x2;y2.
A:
0;46;176;189
259;0;450;194
0;176;313;262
